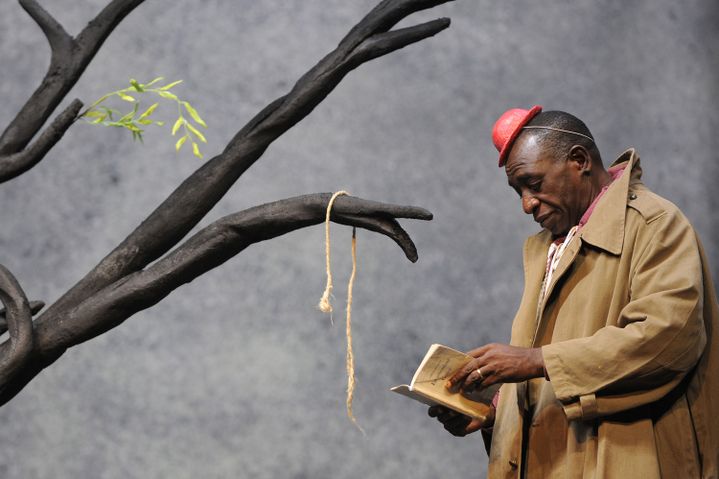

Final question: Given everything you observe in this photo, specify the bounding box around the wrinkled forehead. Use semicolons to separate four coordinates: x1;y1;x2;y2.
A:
504;133;546;177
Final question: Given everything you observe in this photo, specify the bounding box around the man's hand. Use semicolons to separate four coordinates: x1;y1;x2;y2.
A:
427;405;494;437
446;343;545;393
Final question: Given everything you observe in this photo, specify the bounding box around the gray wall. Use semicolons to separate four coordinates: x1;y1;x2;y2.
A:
0;1;717;477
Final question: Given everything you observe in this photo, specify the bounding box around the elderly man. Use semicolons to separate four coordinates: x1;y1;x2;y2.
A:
429;106;719;478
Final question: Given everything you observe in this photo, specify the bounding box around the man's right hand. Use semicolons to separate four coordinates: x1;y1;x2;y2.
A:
427;405;494;437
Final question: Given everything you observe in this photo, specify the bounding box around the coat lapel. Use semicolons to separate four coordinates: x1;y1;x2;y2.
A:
531;149;639;345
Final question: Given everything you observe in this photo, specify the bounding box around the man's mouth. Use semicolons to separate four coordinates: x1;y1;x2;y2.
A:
536;213;552;227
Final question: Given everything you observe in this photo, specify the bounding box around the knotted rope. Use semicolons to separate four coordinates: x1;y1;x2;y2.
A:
318;191;364;434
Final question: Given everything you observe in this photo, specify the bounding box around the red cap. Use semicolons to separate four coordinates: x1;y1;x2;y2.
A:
492;105;542;167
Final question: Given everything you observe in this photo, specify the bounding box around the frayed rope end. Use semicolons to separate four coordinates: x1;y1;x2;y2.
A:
318;289;333;314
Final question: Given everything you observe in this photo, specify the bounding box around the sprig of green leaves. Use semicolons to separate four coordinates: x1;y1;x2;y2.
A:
80;77;208;159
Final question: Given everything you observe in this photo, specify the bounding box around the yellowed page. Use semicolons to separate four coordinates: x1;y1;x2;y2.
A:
391;344;497;420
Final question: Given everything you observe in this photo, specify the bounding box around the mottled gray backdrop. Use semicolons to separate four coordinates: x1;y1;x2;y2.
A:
0;0;717;478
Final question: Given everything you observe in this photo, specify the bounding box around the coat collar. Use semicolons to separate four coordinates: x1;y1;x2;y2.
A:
579;148;641;255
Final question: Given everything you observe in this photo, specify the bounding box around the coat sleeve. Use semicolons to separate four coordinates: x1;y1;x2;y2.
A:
542;209;707;421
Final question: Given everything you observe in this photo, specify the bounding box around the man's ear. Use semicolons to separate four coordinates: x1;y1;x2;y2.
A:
568;145;592;175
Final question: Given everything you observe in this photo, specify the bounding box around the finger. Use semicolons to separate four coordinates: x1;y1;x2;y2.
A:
446;360;478;392
478;374;498;388
484;406;497;428
428;405;447;417
462;367;485;390
437;409;459;423
466;344;491;358
443;415;473;437
465;418;485;435
335;214;420;262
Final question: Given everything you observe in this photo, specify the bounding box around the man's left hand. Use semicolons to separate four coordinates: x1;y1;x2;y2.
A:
446;343;545;393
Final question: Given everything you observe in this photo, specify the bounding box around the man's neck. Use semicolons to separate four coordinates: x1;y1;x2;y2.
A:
591;168;614;199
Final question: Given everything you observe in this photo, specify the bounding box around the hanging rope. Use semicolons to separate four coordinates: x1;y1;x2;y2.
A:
318;191;349;316
318;191;365;434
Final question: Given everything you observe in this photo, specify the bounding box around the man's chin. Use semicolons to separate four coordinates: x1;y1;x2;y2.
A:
537;214;570;237
547;224;573;238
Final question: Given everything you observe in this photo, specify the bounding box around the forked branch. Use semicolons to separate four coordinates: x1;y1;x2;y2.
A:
0;266;34;387
0;0;450;408
45;0;453;320
0;0;146;179
0;195;432;405
0;300;45;336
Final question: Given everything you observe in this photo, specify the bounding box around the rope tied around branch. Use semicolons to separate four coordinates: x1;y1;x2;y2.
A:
318;191;364;434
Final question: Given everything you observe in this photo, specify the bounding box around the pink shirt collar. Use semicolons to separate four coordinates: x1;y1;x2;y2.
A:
577;164;626;229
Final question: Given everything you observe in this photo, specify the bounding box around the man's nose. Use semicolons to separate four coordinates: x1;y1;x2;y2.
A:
522;195;539;215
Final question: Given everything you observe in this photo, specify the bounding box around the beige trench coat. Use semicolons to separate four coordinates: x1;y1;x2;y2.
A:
487;149;719;478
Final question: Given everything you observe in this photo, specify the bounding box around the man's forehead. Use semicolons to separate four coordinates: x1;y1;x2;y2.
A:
504;134;544;176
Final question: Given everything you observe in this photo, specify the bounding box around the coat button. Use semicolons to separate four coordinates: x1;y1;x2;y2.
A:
629;193;637;200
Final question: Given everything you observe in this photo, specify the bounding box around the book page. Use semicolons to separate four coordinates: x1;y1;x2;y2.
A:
391;385;441;408
391;344;498;420
410;343;473;388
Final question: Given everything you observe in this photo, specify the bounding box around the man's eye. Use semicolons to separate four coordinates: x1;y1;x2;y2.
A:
528;181;542;192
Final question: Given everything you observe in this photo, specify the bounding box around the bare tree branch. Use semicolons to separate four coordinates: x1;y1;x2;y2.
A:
0;300;45;336
0;266;34;388
0;0;146;175
18;0;74;56
0;0;451;408
45;0;453;320
0;100;83;182
0;195;432;405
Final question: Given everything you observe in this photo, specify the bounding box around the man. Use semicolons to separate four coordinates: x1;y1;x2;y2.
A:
429;106;719;478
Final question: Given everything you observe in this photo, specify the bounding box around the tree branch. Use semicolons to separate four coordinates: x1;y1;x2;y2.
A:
0;266;34;388
0;0;146;172
0;100;83;183
18;0;74;56
0;194;431;405
0;300;45;336
44;0;453;321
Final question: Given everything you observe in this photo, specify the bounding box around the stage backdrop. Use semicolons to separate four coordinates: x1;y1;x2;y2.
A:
0;1;717;477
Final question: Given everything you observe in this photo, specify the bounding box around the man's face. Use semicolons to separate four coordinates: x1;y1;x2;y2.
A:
504;134;587;237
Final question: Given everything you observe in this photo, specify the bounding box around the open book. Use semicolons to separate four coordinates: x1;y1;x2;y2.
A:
391;343;498;420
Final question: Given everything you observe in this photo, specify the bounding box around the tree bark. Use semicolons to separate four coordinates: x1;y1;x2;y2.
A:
0;194;431;406
0;0;146;179
45;0;452;324
0;266;34;388
0;0;453;406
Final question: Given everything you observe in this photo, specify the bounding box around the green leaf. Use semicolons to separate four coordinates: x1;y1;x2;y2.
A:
130;79;144;92
83;110;105;119
138;102;159;120
159;80;183;91
131;129;145;143
186;122;207;143
192;141;203;159
119;103;138;122
157;91;178;101
171;117;185;136
183;102;207;128
145;77;164;87
175;135;188;151
82;76;212;155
